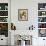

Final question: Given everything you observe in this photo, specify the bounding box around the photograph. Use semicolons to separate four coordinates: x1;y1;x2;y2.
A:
18;9;28;21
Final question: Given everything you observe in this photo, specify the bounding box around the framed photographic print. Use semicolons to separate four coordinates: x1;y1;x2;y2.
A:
18;9;28;21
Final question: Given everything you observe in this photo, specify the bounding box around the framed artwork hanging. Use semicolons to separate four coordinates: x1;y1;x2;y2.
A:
18;9;28;21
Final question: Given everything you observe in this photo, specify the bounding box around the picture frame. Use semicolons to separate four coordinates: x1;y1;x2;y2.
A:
18;9;28;21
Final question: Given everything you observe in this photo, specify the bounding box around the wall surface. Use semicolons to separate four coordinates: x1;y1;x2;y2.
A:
11;0;46;46
11;0;38;30
11;0;46;30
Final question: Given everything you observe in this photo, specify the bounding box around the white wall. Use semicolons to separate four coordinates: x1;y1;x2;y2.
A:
11;0;46;46
11;0;38;30
11;0;46;30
